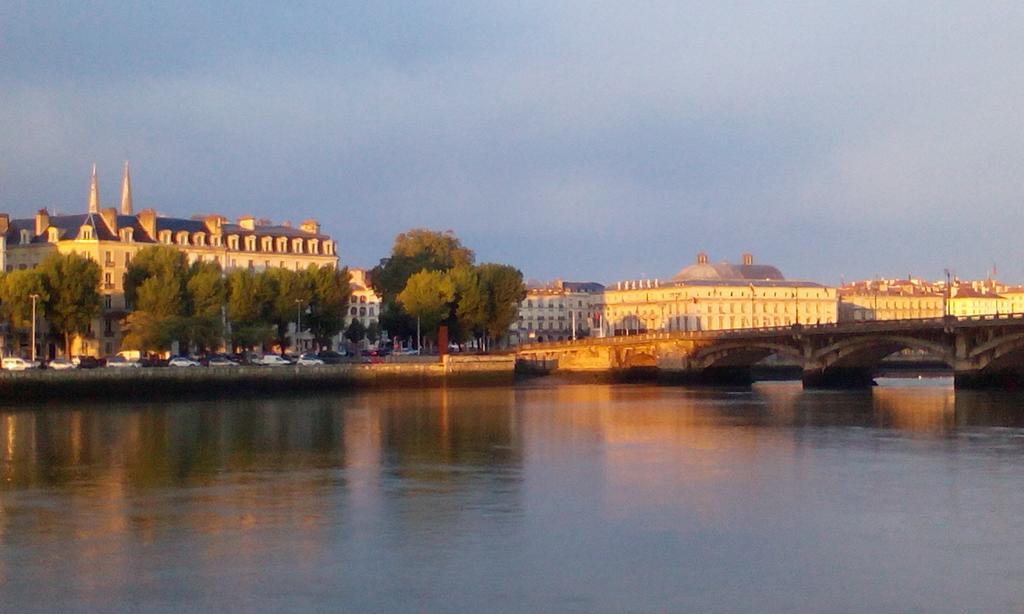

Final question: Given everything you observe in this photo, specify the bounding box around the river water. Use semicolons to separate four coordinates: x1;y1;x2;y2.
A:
2;378;1024;612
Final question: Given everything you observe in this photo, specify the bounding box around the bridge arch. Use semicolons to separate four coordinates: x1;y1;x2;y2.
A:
811;335;953;370
692;341;803;369
967;331;1024;371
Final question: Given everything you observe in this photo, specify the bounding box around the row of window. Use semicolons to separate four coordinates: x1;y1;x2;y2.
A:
156;230;333;255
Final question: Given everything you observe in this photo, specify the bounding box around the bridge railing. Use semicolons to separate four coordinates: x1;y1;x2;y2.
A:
514;313;1024;352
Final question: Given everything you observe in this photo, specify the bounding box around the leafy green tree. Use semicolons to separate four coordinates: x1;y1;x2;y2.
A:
344;318;366;346
446;265;485;346
0;269;47;354
120;246;190;352
227;268;275;351
365;320;380;346
306;265;351;349
371;229;474;341
184;261;227;352
124;245;188;313
37;252;102;356
398;269;455;344
264;267;313;352
476;263;526;348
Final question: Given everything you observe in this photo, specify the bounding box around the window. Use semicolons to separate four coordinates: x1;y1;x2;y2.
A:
104;251;113;266
124;253;131;266
350;307;357;315
104;296;112;309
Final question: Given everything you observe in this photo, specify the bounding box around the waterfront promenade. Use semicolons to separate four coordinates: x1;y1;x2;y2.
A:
0;355;514;401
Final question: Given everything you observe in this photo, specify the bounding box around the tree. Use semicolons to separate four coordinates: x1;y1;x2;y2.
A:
37;252;102;356
371;229;474;341
184;261;227;352
447;265;485;346
476;263;526;348
344;318;366;346
365;320;380;346
227;268;275;351
306;265;351;349
124;245;188;314
121;246;190;352
265;267;313;353
0;269;47;354
397;269;455;344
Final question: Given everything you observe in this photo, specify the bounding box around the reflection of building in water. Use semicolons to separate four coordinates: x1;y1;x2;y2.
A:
872;387;956;435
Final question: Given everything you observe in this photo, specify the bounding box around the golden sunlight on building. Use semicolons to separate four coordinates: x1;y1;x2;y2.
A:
600;252;837;335
1;165;339;357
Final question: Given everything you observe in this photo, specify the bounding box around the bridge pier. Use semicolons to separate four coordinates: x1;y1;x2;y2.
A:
954;369;1024;390
802;367;876;389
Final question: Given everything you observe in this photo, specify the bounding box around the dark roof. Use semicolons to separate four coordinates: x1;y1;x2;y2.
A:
561;281;605;293
672;262;785;282
4;210;330;243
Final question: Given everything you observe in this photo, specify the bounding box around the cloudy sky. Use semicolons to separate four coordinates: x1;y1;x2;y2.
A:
2;2;1023;284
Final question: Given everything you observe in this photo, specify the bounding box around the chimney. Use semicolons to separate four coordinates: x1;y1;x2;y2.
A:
120;161;133;215
697;251;708;265
238;216;256;231
138;208;157;240
742;253;753;266
100;207;118;235
204;214;224;235
300;219;320;234
0;213;9;235
35;208;49;236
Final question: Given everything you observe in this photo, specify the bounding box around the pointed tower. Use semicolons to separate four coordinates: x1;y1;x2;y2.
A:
88;163;99;213
120;161;133;215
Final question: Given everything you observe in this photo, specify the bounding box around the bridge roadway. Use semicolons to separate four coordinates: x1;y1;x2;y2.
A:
515;314;1024;389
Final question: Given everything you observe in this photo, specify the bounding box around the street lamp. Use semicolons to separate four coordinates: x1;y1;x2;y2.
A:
29;293;39;363
944;268;951;317
294;298;302;353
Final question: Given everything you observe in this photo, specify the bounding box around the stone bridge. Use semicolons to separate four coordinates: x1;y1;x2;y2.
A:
515;315;1024;389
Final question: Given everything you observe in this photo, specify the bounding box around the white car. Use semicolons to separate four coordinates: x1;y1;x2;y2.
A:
168;356;201;367
255;354;293;367
106;355;142;368
46;357;76;370
2;357;40;371
296;354;324;366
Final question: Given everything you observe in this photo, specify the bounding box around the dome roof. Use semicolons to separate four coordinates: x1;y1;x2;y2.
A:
672;253;784;282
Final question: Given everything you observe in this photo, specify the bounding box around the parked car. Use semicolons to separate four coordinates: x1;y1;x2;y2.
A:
2;357;40;371
254;354;293;367
106;355;142;368
168;356;201;368
72;355;104;369
316;350;346;364
206;355;239;367
46;357;76;370
296;353;324;366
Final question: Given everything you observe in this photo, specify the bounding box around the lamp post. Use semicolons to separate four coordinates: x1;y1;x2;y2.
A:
294;298;302;353
29;293;39;363
944;268;951;317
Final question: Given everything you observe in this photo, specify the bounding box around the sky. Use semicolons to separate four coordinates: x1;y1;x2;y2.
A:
2;1;1024;285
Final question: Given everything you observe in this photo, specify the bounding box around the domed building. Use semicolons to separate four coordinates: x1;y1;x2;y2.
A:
672;252;784;283
598;252;837;335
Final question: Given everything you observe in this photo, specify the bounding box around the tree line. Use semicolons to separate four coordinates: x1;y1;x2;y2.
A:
370;229;526;350
0;246;351;356
0;228;525;357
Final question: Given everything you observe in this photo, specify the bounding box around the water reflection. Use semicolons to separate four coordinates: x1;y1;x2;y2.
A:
3;383;1024;612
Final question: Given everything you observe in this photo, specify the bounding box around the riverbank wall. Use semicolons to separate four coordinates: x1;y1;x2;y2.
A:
0;355;515;402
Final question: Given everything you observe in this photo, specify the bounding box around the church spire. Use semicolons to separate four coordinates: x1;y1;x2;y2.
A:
120;161;133;215
88;163;99;213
